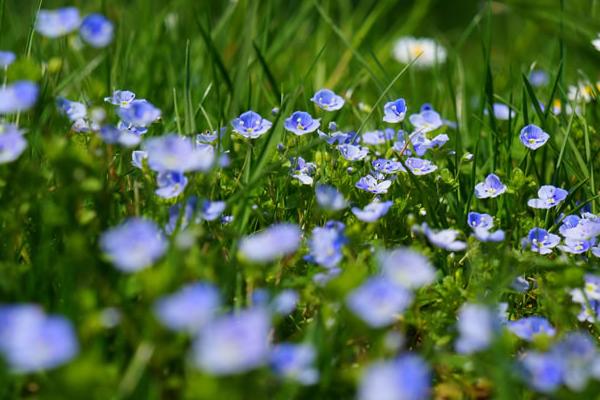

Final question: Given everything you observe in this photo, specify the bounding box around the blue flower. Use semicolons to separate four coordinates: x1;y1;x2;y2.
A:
0;124;27;164
383;98;407;123
550;332;597;391
79;13;114;48
0;51;15;68
200;200;226;221
231;111;272;139
271;290;299;316
409;109;443;133
155;171;188;199
352;200;393;222
355;174;392;194
100;125;142;147
100;218;167;272
132;150;147;169
290;157;316;185
362;128;396;145
520;124;550;150
474;173;507;199
455;303;498;354
284;111;320;135
507;316;556;341
57;97;87;121
378;247;436;289
0;305;78;373
315;184;347;211
525;228;560;255
528;185;568;209
117;99;161;127
467;212;504;242
192;308;271;375
358;355;431;400
270;343;319;385
165;197;197;235
317;130;356;145
484;103;515;120
306;221;346;269
411;132;449;156
521;352;564;393
154;282;220;333
346;277;413;328
529;70;549;87
104;90;136;108
311;88;345;111
559;214;600;240
35;7;81;38
0;81;38;114
338;143;369;161
420;223;466;251
405;157;437;175
143;134;215;172
238;223;301;263
372;158;406;174
558;238;595;254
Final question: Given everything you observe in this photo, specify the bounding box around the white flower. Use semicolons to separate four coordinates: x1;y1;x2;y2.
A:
392;37;446;68
593;33;600;52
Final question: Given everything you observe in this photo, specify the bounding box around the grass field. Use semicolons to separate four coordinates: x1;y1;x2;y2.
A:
1;0;600;399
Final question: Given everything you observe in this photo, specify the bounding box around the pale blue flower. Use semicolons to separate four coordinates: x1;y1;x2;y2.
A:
338;143;368;161
154;282;220;333
474;173;507;199
315;184;347;211
0;305;78;373
100;218;167;272
409;109;443;133
57;97;87;121
411;132;449;156
238;223;301;263
507;317;555;341
352;200;393;222
355;174;392;194
79;13;114;48
362;129;396;145
104;90;135;108
232;111;272;139
284;111;320;135
529;70;549;87
311;88;344;111
455;303;498;354
358;355;431;400
0;81;39;114
521;352;564;393
193;308;271;375
290;157;316;185
165;197;197;235
346;277;413;328
420;223;466;251
35;7;81;38
485;103;515;120
270;343;319;385
0;51;16;68
132;150;147;169
525;228;560;255
520;124;550;150
467;212;504;242
200;200;226;221
560;215;600;241
117;99;161;127
528;185;568;209
405;157;437;175
317;129;356;145
371;158;404;174
306;221;346;269
100;125;142;147
143;134;215;172
378;247;436;289
0;124;27;164
383;98;407;123
558;238;594;254
272;290;298;316
155;171;187;199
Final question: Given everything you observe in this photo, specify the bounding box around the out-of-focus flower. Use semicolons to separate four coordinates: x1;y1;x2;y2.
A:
418;223;466;251
520;124;550;150
192;308;271;375
143;134;215;172
100;125;142;147
0;81;39;114
405;157;437;176
568;81;598;103
0;51;16;68
467;212;504;242
383;98;407;123
118;99;161;127
132;150;147;169
0;305;78;373
358;354;431;400
392;36;446;68
270;343;319;385
524;228;560;255
372;158;406;174
315;184;347;211
485;103;515;120
105;90;135;108
154;282;220;333
507;316;556;341
527;185;568;209
272;290;298;316
317;130;356;145
520;352;564;393
338;143;369;161
352;200;393;222
529;70;549;87
593;34;600;52
57;97;87;121
411;132;449;156
474;173;507;199
306;221;346;269
155;171;187;199
231;110;272;139
100;218;167;272
378;247;436;289
238;223;301;263
558;238;594;254
355;174;392;194
290;157;316;185
455;303;498;354
311;88;345;111
346;277;413;328
362;129;396;146
0;124;27;164
560;214;600;241
35;7;81;38
409;109;443;133
284;111;320;135
200;200;226;221
79;13;114;47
